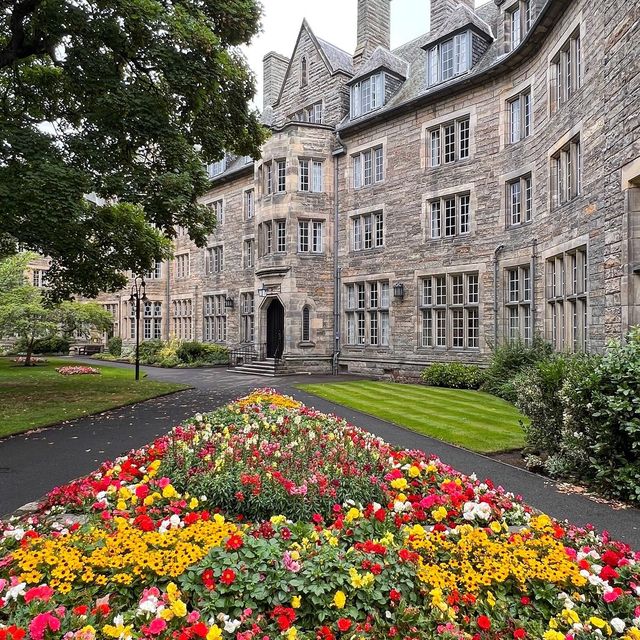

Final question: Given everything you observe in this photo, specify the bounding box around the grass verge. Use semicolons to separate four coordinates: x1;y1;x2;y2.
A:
296;380;526;454
0;357;189;438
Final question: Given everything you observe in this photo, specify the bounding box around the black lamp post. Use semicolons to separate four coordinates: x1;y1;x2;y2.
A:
129;276;147;381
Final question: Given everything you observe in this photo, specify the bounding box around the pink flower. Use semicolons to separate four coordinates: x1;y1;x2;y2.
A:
283;551;301;573
29;612;61;640
603;587;623;603
24;585;54;603
157;477;171;489
148;618;167;634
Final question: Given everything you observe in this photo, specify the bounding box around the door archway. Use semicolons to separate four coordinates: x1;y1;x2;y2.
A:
266;298;284;358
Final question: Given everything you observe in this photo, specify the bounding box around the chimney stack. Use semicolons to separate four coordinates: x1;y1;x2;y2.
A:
353;0;391;70
262;51;290;112
430;0;475;33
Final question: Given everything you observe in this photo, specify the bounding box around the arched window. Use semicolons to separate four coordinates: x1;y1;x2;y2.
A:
300;57;308;87
302;306;311;342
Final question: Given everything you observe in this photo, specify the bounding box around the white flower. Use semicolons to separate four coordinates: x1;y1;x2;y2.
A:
610;619;625;634
114;614;125;627
224;618;242;634
2;528;25;541
5;582;26;601
591;564;602;575
385;611;392;619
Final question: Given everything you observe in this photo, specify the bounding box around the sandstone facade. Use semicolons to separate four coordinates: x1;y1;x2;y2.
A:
85;0;639;376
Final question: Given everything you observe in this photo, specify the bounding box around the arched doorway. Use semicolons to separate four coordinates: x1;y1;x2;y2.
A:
266;298;284;358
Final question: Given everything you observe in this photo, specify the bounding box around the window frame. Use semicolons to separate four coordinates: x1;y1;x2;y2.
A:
352;146;384;189
507;89;532;144
350;73;384;119
427;31;470;87
506;174;533;227
428;193;471;239
428;116;471;167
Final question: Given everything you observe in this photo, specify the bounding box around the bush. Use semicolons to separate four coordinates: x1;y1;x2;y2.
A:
107;336;122;357
13;335;71;354
482;337;553;402
513;354;574;462
561;328;640;503
137;339;164;364
420;362;485;389
176;341;229;365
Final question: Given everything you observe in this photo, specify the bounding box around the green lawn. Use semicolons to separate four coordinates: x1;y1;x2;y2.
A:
296;380;526;454
0;357;189;438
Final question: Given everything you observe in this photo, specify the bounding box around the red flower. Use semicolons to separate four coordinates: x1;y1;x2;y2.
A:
202;569;216;590
477;615;491;631
337;618;352;632
220;569;236;586
520;596;531;605
389;589;401;603
317;627;335;640
602;549;622;567
600;565;619;581
514;629;527;639
73;605;89;616
225;534;244;550
277;615;292;631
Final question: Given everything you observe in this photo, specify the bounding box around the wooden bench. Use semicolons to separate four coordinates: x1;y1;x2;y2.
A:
75;344;103;356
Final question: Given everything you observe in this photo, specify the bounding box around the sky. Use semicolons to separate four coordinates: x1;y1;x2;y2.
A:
240;0;490;107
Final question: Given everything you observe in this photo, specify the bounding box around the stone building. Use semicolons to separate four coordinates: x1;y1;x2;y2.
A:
89;0;639;376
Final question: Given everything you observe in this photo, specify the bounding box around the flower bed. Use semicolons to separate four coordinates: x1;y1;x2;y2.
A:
1;390;638;640
55;366;101;376
12;357;47;366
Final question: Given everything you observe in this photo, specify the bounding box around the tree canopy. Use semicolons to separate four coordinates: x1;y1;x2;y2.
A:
0;0;268;299
0;254;113;364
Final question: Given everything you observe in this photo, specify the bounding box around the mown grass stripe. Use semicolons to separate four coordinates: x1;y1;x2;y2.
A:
297;381;525;454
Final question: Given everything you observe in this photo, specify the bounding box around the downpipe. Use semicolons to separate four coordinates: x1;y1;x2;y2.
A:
493;244;505;348
332;134;346;375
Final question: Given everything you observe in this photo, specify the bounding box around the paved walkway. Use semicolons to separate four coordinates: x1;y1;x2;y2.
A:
1;359;638;545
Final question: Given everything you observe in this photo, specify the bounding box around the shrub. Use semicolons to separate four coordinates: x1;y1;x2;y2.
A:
561;328;640;503
176;341;229;365
482;337;553;402
137;339;164;364
13;335;71;354
420;362;485;389
107;336;122;356
513;354;573;459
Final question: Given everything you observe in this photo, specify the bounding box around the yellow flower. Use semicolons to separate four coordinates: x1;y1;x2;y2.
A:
189;497;199;509
543;631;565;640
591;617;607;629
489;521;502;533
207;625;223;640
162;484;178;499
562;609;580;624
390;478;408;490
290;550;300;561
333;590;346;609
345;507;361;523
432;506;448;522
171;599;187;617
160;608;174;621
408;465;421;478
286;628;298;640
486;591;496;607
291;595;301;609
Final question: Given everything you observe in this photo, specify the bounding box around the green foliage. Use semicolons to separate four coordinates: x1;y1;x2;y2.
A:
482;338;554;402
137;340;165;365
561;328;640;503
0;255;113;363
420;362;485;389
107;336;122;357
513;354;576;460
14;335;71;355
176;341;229;365
0;0;268;299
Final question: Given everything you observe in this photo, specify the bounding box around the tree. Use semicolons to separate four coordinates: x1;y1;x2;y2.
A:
0;0;268;300
0;254;113;365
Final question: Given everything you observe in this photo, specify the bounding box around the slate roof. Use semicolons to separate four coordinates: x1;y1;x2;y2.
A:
207;154;254;184
316;37;354;75
337;0;545;131
349;46;409;83
421;2;495;49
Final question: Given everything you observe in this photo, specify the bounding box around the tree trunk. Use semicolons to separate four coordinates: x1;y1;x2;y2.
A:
24;337;35;366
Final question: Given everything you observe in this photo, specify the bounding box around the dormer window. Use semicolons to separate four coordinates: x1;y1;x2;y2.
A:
428;32;469;86
507;1;532;50
207;158;226;178
350;73;383;118
300;57;308;87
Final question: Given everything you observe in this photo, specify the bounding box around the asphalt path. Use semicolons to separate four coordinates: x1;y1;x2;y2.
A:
1;358;638;546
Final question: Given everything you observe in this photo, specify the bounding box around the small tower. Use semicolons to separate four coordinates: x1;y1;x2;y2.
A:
430;0;476;33
353;0;392;70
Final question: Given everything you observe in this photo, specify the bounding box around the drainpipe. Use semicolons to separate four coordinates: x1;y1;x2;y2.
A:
531;238;538;338
332;134;346;375
165;259;171;339
493;244;505;348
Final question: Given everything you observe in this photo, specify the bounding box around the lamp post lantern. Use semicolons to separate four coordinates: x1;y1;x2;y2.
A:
129;276;147;381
